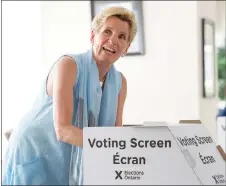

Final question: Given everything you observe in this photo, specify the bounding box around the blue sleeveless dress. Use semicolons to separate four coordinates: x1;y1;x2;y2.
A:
2;48;122;185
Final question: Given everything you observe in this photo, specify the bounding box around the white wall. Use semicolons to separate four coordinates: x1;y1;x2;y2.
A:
41;1;91;72
116;1;200;124
40;1;219;138
2;1;42;132
2;1;42;157
216;1;225;47
197;1;218;140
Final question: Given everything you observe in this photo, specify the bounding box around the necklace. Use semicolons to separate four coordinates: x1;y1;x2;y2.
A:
100;73;107;88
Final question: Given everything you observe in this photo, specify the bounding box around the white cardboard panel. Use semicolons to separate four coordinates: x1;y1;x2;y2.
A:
168;124;226;185
83;126;201;185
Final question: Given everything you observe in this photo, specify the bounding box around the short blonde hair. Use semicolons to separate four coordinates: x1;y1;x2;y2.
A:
92;6;137;44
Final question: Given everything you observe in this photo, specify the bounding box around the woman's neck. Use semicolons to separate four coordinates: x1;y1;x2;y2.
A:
92;50;112;81
96;61;111;82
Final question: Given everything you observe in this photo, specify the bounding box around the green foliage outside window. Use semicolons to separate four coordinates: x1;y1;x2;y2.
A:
218;46;226;100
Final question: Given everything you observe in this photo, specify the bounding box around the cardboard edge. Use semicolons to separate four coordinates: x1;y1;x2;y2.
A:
179;120;202;124
217;145;226;161
179;119;226;162
123;121;169;127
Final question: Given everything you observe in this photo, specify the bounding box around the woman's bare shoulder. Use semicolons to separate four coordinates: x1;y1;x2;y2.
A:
46;55;78;96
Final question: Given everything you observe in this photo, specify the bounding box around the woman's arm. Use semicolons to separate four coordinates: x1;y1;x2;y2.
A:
48;56;83;147
115;73;127;126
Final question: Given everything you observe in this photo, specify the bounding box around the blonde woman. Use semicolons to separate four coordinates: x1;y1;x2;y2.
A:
2;6;137;185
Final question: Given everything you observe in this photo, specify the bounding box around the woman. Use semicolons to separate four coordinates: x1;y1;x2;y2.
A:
2;6;137;185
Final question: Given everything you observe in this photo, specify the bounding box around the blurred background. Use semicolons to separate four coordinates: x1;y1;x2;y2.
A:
2;1;225;156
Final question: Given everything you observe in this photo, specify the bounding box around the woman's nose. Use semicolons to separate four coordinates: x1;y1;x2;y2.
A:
108;36;117;45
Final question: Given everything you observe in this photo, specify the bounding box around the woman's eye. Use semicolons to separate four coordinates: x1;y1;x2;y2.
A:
104;29;111;34
119;34;126;40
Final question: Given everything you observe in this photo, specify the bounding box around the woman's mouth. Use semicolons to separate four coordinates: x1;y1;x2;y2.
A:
103;46;116;54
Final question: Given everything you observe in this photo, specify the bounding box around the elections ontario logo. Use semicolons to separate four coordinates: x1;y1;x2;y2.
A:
212;174;225;184
115;170;144;181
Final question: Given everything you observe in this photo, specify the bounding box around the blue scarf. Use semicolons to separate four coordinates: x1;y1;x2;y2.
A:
69;48;122;185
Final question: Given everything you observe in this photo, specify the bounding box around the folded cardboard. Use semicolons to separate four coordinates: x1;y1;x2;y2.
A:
83;126;201;185
179;119;226;161
168;124;226;185
217;117;226;154
83;122;226;185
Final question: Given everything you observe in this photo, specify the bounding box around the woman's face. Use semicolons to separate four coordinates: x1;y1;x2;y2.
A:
91;16;130;65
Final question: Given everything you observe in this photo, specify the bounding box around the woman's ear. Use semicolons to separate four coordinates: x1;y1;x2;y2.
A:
122;43;131;56
90;30;95;44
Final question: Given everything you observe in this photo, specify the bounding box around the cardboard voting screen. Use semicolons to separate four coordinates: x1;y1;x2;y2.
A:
217;117;226;153
83;126;201;185
179;119;226;161
168;124;226;185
